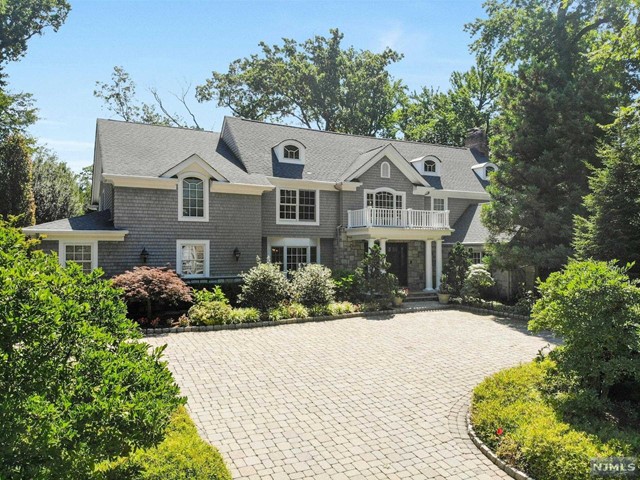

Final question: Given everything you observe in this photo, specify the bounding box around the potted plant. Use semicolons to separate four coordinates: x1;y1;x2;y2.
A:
392;287;409;307
437;274;452;304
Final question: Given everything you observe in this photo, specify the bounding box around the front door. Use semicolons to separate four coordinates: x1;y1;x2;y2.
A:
386;242;408;287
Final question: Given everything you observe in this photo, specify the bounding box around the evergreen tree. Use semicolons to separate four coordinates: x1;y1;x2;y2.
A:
574;103;640;274
471;0;637;275
0;134;35;226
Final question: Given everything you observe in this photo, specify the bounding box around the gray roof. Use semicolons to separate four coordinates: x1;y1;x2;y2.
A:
23;210;119;232
223;116;490;192
446;204;490;244
96;119;271;186
96;117;490;192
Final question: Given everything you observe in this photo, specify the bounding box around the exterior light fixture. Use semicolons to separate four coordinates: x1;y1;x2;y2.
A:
140;247;149;264
233;247;241;261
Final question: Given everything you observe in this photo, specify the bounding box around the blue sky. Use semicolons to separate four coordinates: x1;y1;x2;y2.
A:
6;0;486;172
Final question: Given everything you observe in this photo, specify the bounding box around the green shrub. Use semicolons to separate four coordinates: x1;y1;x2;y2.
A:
112;266;192;319
188;301;232;326
290;263;335;307
461;264;495;299
353;245;398;306
239;258;290;312
332;269;359;302
100;406;232;480
192;285;228;305
326;301;360;315
227;307;260;324
530;260;640;400
472;360;638;480
443;242;471;296
0;221;184;479
268;302;309;321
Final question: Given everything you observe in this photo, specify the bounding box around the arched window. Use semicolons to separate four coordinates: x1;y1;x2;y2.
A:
283;145;300;160
182;177;204;218
424;159;436;173
365;189;404;210
380;161;390;178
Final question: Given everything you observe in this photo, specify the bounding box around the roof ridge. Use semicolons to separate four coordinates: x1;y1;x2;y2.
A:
226;116;471;151
97;118;220;135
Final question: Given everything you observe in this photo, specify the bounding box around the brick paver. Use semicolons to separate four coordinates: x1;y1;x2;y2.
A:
147;309;555;479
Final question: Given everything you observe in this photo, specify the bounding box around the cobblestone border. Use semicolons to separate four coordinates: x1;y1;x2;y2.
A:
141;303;451;336
466;408;535;480
455;304;530;322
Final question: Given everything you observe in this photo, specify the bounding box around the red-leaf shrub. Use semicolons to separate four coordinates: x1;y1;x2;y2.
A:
112;267;192;319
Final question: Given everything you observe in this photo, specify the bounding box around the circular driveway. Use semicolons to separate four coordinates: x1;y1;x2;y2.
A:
147;309;554;479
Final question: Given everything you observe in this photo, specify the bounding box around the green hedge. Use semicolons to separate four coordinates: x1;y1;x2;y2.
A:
99;406;232;480
471;360;640;480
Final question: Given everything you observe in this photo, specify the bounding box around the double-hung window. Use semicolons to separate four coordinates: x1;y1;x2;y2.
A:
277;188;318;224
433;198;446;211
60;241;97;273
176;240;210;278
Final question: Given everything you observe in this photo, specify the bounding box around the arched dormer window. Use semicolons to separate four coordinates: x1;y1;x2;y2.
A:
471;162;498;181
178;173;209;222
274;139;306;164
424;159;436;173
411;155;441;176
284;145;300;160
380;161;390;178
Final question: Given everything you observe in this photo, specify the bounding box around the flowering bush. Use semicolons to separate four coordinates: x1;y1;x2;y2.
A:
112;266;192;319
461;264;495;299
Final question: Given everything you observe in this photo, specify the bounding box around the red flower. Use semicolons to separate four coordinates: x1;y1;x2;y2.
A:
497;428;504;436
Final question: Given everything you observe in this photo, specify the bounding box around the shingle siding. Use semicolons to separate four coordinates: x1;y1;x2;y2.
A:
262;189;339;238
39;240;58;255
448;198;480;226
340;156;428;225
103;186;262;278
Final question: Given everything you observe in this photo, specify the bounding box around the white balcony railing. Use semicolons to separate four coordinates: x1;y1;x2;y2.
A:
347;207;449;229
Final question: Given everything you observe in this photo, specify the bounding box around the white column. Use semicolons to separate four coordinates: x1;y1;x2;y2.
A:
435;239;443;290
367;238;375;251
379;238;387;254
424;240;433;291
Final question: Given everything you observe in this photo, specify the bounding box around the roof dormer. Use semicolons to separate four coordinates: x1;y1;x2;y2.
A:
471;162;498;181
411;155;442;176
274;139;306;165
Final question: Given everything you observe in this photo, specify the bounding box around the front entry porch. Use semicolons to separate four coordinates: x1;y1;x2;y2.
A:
360;237;446;292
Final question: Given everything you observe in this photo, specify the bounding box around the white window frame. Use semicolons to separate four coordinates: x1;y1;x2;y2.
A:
274;139;306;164
415;155;441;176
59;240;98;272
276;187;320;225
364;187;406;210
178;172;209;222
380;161;391;178
176;240;210;278
431;196;448;211
267;237;320;273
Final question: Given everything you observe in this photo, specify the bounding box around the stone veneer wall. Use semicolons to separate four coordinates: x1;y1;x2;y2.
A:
406;240;425;291
333;228;366;271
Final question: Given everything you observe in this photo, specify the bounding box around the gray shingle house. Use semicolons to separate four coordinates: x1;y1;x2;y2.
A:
24;117;496;292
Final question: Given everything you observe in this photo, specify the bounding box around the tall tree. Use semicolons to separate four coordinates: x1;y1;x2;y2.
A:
76;164;92;210
0;134;35;226
393;52;502;146
32;146;83;224
196;29;405;136
473;0;638;275
573;103;640;274
94;66;201;128
0;0;70;65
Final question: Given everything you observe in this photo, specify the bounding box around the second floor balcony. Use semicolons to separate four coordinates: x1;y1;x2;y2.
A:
347;207;450;230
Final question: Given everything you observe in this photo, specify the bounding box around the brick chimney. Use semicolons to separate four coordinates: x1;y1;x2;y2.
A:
465;127;489;156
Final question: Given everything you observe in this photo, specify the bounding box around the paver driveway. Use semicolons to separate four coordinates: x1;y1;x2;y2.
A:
147;309;556;479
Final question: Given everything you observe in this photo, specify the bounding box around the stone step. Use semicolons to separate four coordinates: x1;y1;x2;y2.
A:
405;292;438;302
